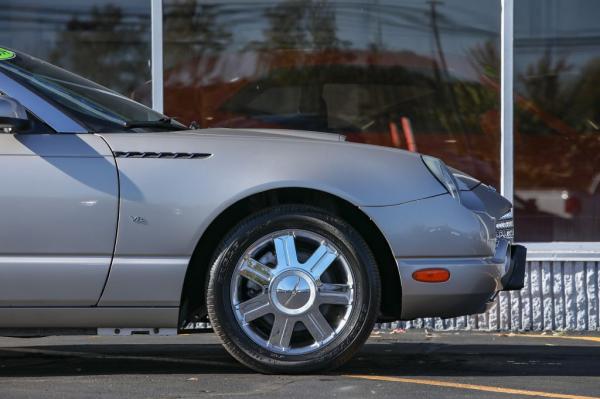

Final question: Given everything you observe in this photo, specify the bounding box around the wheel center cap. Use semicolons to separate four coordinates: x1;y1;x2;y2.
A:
270;271;316;315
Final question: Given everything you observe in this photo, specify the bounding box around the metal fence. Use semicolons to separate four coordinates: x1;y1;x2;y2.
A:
379;261;600;331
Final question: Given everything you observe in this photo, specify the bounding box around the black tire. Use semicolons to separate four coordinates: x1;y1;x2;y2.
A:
206;204;381;374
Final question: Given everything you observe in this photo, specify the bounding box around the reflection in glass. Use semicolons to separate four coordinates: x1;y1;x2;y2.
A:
514;0;600;241
2;1;151;105
163;0;501;186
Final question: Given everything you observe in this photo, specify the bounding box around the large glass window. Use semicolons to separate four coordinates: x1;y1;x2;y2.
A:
514;0;600;241
1;0;151;106
164;0;501;186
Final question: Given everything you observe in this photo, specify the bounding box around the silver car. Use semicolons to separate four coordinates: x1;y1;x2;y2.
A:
0;48;526;373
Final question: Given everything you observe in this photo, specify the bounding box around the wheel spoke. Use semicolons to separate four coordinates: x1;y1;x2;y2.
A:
318;283;353;305
301;309;335;343
303;243;338;279
274;235;298;270
239;258;272;287
236;292;273;323
268;316;295;350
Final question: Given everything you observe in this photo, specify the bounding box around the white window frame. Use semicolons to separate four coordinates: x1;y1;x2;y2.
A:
502;0;600;260
500;0;513;202
151;0;163;113
149;0;600;261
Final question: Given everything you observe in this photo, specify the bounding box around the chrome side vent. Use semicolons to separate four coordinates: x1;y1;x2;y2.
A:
114;151;211;159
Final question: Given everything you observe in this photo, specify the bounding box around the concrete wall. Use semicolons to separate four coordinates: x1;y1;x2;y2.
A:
380;261;600;331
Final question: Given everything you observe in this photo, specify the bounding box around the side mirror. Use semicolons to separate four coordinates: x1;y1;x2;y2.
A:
0;96;31;133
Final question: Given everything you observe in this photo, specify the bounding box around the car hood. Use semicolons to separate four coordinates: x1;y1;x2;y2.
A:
186;128;346;142
96;128;366;153
98;128;346;153
97;127;449;207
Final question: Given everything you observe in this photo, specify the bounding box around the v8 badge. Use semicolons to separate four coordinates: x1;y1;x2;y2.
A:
130;216;147;225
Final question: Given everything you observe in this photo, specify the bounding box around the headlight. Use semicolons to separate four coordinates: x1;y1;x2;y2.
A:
422;155;461;202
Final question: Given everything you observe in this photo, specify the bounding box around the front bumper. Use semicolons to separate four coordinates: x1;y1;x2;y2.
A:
397;241;527;320
361;183;526;320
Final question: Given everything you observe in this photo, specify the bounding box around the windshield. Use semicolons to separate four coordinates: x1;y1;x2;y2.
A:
0;49;182;132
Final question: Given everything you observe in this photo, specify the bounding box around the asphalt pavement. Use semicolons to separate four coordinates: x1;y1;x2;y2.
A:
0;330;599;399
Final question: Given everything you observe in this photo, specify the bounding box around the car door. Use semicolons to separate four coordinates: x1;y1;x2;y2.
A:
0;129;118;306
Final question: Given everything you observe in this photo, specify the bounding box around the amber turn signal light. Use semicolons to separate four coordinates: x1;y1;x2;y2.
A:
412;268;450;283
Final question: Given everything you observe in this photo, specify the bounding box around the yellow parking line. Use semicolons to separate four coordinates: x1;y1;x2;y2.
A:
346;375;600;399
495;333;600;344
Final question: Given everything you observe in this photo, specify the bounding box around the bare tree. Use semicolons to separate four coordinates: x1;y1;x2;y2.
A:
50;4;149;97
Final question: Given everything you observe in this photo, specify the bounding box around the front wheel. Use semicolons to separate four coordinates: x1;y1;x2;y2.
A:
206;205;381;374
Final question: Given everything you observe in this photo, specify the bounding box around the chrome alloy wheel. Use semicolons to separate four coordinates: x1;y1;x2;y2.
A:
230;229;355;355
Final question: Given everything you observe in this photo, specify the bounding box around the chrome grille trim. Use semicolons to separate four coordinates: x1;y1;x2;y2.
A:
113;151;211;159
496;210;514;242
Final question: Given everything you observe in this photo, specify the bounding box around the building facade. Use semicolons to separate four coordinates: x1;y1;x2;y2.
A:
2;0;599;330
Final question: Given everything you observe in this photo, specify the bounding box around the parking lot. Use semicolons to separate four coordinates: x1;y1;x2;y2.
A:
0;330;599;399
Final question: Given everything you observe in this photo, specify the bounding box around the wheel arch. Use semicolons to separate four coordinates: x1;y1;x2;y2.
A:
178;187;402;330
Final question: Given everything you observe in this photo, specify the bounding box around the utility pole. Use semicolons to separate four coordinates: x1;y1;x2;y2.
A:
427;0;467;148
428;0;449;77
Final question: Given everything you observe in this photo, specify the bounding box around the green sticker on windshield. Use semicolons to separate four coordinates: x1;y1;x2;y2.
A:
0;48;15;61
